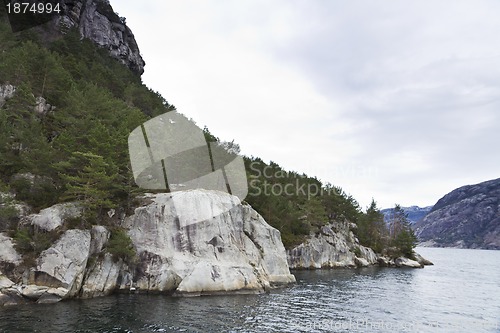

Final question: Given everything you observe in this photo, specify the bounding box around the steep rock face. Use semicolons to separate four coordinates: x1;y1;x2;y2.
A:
80;253;123;298
124;190;295;295
287;222;378;269
49;0;145;75
1;190;295;305
30;229;91;299
415;178;500;249
0;233;22;267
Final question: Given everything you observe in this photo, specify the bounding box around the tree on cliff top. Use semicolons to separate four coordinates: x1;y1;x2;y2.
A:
356;199;389;253
56;151;117;225
388;204;418;257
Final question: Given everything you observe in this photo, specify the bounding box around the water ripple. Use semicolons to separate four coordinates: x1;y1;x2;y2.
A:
1;248;500;333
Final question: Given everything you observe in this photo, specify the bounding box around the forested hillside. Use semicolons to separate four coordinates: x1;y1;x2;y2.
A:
0;4;415;256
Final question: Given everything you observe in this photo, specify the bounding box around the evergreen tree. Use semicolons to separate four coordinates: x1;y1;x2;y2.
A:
388;204;418;257
357;199;388;253
56;152;117;224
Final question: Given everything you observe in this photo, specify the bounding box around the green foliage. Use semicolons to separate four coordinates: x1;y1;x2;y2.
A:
392;227;418;257
55;151;117;223
388;204;418;257
12;226;59;256
0;184;18;232
107;228;135;263
0;13;399;256
355;199;389;253
10;176;58;210
0;205;18;232
244;157;362;248
12;227;32;253
353;246;362;257
0;22;171;219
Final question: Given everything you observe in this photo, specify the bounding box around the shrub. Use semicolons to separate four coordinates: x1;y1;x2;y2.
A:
353;246;362;257
10;175;59;210
0;203;19;232
107;228;135;263
12;226;60;257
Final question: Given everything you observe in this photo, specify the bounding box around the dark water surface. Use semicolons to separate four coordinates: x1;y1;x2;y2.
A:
1;247;499;332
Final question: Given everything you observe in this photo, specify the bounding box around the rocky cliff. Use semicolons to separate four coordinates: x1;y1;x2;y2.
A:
287;221;377;269
415;178;500;249
286;220;430;269
15;0;145;75
0;190;295;306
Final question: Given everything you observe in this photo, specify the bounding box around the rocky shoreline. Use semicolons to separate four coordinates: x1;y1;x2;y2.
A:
1;190;431;307
287;222;433;270
1;190;296;306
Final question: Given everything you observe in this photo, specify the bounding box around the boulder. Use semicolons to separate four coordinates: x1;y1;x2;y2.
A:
0;275;15;289
28;203;81;231
0;233;22;266
355;257;370;267
89;226;110;255
377;256;392;267
413;252;434;266
31;229;91;298
80;254;122;298
20;285;49;300
358;245;378;265
124;190;295;295
394;257;423;268
0;289;25;306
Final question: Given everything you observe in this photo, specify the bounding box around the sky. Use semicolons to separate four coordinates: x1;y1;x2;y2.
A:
115;0;500;209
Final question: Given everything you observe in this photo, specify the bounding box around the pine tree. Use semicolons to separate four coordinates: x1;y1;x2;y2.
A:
357;199;389;253
389;204;418;257
56;151;117;225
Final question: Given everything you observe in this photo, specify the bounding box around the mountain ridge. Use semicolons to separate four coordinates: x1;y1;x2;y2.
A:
381;206;433;225
414;178;500;249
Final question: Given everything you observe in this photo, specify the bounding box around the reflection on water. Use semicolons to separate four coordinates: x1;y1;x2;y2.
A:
1;248;499;333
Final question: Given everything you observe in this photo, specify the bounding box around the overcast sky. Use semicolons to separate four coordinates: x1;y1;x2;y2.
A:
115;0;500;209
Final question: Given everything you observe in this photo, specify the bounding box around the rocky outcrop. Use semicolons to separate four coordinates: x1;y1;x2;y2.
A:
27;203;81;231
0;84;15;108
125;190;295;295
0;233;22;266
0;190;295;306
53;0;145;75
2;1;145;75
1;188;435;307
0;86;53;116
30;229;91;300
287;222;378;269
34;96;54;115
286;221;432;269
415;178;500;249
80;253;123;299
0;230;90;305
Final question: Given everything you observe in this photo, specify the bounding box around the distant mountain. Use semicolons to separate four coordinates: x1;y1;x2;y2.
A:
381;206;432;225
414;178;500;249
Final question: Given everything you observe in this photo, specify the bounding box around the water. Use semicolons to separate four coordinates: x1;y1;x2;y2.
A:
1;248;499;333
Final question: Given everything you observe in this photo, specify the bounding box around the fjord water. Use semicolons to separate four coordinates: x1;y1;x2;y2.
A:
1;248;499;333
